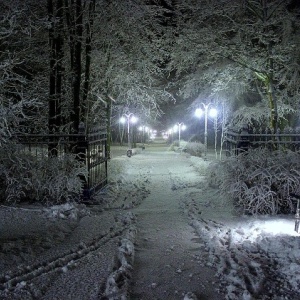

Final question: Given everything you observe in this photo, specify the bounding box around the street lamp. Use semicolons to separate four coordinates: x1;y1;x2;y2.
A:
173;122;186;147
195;103;217;157
120;113;138;157
139;125;148;149
168;128;174;143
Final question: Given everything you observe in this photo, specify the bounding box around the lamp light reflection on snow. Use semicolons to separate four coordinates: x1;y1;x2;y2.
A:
231;218;300;246
261;220;300;236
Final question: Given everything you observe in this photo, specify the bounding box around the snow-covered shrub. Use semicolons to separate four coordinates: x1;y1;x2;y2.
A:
0;143;87;205
185;141;205;157
168;140;180;151
207;160;226;188
208;148;300;215
173;139;180;147
168;143;176;152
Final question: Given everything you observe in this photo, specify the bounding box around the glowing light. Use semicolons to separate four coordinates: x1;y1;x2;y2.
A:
209;108;218;118
130;116;138;123
195;108;203;118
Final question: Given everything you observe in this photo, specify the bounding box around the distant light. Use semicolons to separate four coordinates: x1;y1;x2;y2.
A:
195;108;203;118
182;124;187;131
120;116;126;123
209;108;218;118
130;116;138;123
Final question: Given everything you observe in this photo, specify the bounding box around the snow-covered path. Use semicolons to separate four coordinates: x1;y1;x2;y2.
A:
126;149;220;299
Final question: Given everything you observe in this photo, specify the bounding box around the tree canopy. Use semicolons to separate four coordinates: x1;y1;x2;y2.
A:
167;0;300;130
1;0;299;137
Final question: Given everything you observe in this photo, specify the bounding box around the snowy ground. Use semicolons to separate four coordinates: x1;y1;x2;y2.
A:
0;139;299;299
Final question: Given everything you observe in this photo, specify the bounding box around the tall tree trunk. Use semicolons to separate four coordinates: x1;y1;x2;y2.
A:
48;0;64;155
72;0;83;133
64;0;75;71
55;0;64;130
83;0;95;126
48;0;56;134
64;0;80;133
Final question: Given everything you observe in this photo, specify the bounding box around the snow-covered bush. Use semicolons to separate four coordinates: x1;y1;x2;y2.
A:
208;148;300;215
185;141;205;157
173;140;180;147
169;140;204;157
0;143;87;205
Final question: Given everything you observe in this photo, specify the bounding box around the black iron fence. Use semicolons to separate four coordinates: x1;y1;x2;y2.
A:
14;123;108;198
224;126;300;155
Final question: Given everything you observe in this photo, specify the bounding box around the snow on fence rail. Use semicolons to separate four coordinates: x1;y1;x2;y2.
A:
224;126;300;155
14;122;108;198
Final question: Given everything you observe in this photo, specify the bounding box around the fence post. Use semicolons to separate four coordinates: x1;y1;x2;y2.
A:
77;122;89;199
238;125;250;154
77;122;86;159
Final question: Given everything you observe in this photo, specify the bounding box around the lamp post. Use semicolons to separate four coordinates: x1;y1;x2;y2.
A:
195;103;217;157
173;122;186;147
120;113;138;157
139;125;147;149
168;128;173;144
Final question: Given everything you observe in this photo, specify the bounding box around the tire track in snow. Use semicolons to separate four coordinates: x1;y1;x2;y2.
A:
0;213;134;297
